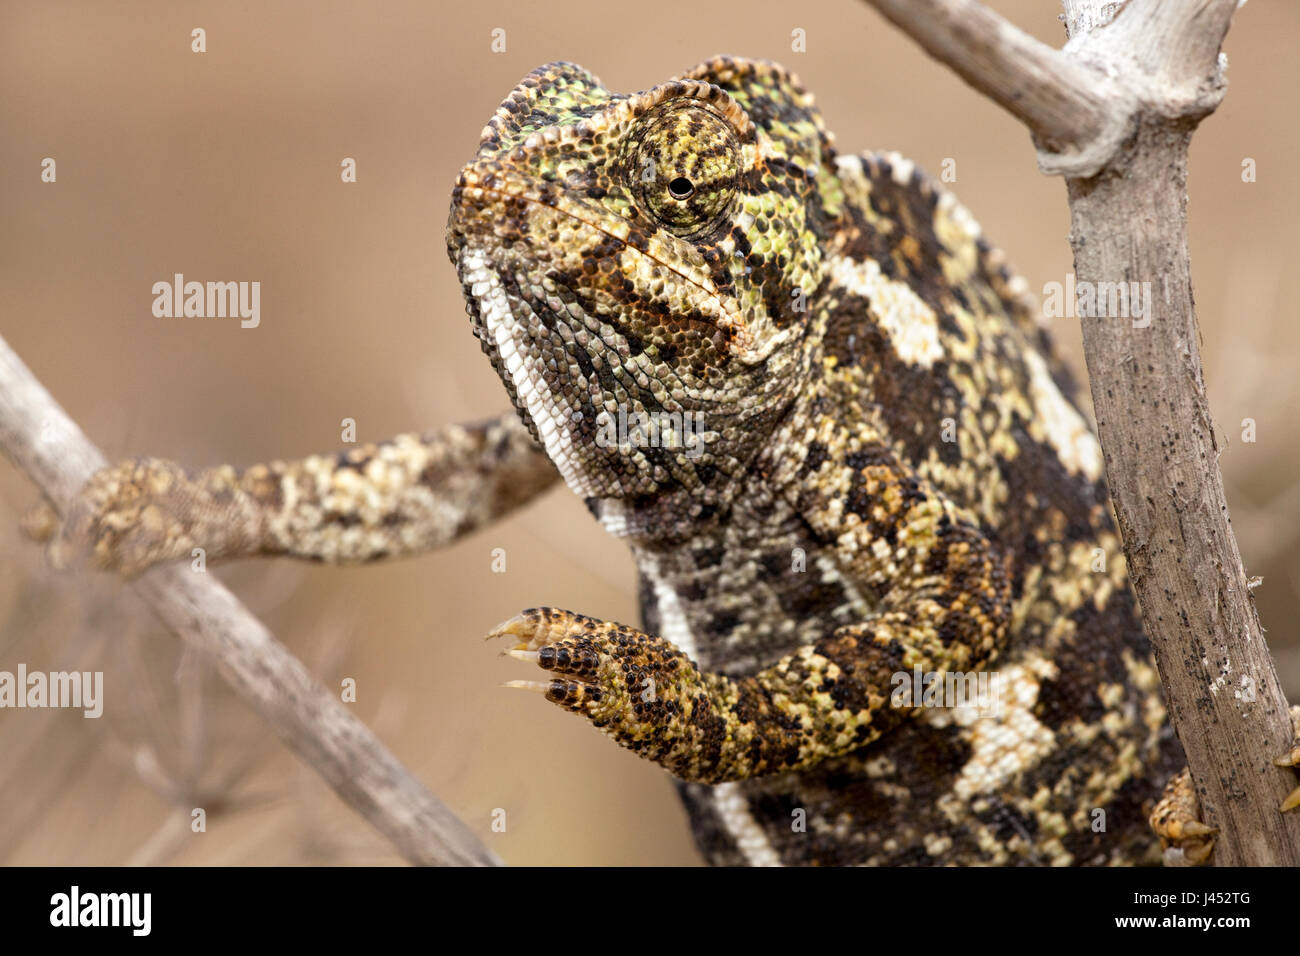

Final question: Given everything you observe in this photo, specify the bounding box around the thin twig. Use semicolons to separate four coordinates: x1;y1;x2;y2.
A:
0;332;500;867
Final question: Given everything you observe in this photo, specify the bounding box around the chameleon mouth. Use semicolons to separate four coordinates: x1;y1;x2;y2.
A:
457;246;602;500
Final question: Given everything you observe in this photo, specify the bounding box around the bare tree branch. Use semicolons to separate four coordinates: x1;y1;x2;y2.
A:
0;332;500;867
866;0;1129;176
860;0;1300;865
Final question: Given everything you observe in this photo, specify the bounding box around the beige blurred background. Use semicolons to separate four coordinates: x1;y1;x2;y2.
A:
1;0;1296;866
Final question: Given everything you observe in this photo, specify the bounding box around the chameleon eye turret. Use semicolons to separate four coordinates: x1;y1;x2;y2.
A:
445;62;820;514
627;100;741;237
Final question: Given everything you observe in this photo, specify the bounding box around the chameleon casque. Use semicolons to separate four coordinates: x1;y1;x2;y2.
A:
37;57;1300;865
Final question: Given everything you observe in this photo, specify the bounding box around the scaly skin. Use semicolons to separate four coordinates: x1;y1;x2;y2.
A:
446;56;1204;865
31;56;1300;865
28;414;556;573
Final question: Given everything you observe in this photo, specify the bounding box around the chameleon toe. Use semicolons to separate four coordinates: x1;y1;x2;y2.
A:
543;678;603;709
486;607;588;650
1282;785;1300;813
536;641;601;679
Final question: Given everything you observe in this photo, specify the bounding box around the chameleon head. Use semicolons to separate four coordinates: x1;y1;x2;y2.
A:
446;57;835;526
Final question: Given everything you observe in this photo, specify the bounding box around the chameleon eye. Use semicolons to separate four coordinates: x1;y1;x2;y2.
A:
668;177;694;200
631;102;739;237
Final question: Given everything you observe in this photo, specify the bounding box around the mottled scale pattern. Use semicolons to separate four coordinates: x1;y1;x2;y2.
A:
35;414;556;574
44;55;1263;866
448;57;1192;865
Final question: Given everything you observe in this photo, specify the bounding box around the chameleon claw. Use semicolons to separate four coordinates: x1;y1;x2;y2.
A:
502;679;552;694
486;615;532;641
1282;785;1300;813
505;649;540;663
485;608;575;650
502;678;600;709
1169;820;1218;839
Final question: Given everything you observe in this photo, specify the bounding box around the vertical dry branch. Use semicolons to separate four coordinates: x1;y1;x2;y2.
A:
1059;4;1299;867
0;333;501;867
861;0;1300;864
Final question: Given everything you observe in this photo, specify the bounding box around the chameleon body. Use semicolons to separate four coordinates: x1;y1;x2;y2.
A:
445;57;1186;866
38;57;1300;865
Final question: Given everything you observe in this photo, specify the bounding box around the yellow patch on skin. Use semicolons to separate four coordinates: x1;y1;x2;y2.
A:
1122;649;1170;737
933;190;982;279
924;833;953;857
1024;350;1104;481
826;254;945;367
928;657;1058;801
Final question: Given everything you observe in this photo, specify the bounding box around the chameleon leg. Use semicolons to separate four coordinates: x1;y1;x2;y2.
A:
24;412;557;575
491;440;1011;784
492;543;1008;786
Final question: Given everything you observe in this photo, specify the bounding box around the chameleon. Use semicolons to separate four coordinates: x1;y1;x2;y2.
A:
29;57;1299;866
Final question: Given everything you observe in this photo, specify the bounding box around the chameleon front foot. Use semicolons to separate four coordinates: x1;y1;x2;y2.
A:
1274;705;1300;813
1149;768;1217;866
490;607;826;783
491;607;708;761
487;606;949;785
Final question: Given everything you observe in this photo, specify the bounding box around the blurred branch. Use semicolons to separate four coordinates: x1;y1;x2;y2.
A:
860;0;1300;865
0;332;500;867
